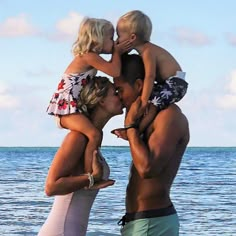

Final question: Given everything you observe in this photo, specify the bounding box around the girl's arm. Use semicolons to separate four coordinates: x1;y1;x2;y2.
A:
85;40;131;77
85;50;121;77
45;131;102;196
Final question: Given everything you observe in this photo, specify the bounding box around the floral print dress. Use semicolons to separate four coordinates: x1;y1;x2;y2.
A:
47;69;97;116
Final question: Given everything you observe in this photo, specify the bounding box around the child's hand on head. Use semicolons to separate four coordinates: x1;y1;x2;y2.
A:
114;40;132;54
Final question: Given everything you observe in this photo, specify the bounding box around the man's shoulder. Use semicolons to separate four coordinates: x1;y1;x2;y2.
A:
157;104;183;117
149;104;189;144
154;104;188;126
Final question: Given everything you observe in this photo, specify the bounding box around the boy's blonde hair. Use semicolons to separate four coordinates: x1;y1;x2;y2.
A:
72;17;114;56
119;10;152;42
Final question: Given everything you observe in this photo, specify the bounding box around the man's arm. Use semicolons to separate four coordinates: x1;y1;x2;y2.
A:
126;100;182;178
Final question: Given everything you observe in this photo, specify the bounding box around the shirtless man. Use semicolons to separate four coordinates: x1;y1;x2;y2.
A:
114;54;190;236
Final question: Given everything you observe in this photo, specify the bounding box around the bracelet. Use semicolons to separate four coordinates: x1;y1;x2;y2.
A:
124;123;139;130
86;173;94;188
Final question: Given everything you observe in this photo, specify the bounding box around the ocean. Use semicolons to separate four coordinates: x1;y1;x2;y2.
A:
0;147;235;236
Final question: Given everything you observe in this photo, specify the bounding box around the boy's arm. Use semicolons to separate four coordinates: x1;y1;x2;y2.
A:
141;49;156;105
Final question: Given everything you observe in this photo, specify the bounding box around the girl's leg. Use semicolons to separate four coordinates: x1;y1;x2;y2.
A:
60;113;102;173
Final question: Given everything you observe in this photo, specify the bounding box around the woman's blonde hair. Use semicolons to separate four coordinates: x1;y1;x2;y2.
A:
77;76;111;116
118;10;152;42
72;17;114;56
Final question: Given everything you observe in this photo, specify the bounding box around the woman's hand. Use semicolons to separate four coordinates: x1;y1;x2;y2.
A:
89;150;115;189
91;150;103;182
111;128;128;140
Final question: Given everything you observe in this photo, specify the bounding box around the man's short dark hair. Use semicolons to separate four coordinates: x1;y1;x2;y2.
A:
121;53;145;85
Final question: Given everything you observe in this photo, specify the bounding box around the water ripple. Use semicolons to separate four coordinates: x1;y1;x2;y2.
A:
0;147;235;235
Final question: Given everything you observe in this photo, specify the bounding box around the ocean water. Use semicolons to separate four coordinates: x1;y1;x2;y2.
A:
0;146;235;236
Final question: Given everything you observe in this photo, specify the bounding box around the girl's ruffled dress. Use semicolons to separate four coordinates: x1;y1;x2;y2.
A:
47;69;96;115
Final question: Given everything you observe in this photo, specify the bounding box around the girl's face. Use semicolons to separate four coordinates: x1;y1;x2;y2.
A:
102;28;114;54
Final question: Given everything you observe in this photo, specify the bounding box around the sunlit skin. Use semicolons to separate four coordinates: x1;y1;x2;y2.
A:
45;83;123;196
116;19;182;118
56;21;132;175
114;74;190;213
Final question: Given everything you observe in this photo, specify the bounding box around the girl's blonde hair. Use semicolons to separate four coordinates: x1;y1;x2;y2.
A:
78;76;111;116
118;10;152;42
72;17;114;56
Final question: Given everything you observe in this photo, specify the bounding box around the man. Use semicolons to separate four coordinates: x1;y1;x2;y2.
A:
114;54;190;236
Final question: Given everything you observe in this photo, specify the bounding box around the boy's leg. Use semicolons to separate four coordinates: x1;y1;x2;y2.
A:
151;77;188;110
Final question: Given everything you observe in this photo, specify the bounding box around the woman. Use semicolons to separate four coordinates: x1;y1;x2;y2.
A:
38;76;123;236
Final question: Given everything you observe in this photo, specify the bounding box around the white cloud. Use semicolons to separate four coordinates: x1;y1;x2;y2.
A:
226;33;236;46
0;14;38;37
217;94;236;109
217;70;236;109
173;27;212;46
0;83;19;108
56;12;84;36
47;12;84;41
227;70;236;93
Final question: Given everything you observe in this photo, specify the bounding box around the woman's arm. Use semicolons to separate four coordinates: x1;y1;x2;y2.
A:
45;131;93;196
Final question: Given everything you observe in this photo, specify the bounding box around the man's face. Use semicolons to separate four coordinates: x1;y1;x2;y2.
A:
114;76;139;110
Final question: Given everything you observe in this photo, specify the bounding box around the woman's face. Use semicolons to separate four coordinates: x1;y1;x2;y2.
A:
102;84;123;116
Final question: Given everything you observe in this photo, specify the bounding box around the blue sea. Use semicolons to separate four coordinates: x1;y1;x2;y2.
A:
0;147;235;236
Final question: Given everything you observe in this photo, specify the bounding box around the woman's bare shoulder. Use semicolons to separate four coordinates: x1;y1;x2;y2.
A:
61;131;87;149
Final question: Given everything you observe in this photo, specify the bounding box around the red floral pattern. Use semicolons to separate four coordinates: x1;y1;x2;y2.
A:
47;69;97;115
57;79;65;90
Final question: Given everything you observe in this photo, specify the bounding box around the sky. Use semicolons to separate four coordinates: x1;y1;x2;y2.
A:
0;0;236;147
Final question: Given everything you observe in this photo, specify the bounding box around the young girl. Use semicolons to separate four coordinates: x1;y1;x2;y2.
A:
115;10;188;132
47;17;130;172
